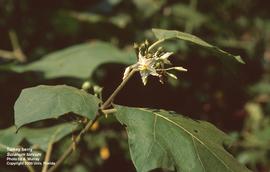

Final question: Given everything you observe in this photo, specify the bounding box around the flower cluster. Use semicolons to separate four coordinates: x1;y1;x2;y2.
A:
123;40;187;85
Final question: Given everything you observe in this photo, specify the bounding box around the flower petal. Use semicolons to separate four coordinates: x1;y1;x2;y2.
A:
160;52;173;60
174;66;188;72
167;72;178;80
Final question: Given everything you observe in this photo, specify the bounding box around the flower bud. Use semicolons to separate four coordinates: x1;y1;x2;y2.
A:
81;81;91;91
167;72;178;79
174;67;188;72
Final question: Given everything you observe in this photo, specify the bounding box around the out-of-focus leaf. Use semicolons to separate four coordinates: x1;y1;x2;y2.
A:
65;164;88;172
249;82;270;95
237;150;267;166
115;105;250;172
14;85;101;129
10;41;136;79
244;103;263;131
109;13;131;28
91;0;122;13
0;126;23;153
253;125;270;146
68;11;130;28
215;38;255;56
19;123;77;151
84;130;117;150
152;29;245;64
170;3;207;29
132;0;165;18
69;11;104;23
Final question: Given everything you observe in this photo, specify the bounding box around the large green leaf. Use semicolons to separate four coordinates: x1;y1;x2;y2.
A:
14;85;101;129
152;29;245;64
11;41;136;79
115;105;250;172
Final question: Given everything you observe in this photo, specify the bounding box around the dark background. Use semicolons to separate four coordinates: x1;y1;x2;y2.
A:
0;0;269;171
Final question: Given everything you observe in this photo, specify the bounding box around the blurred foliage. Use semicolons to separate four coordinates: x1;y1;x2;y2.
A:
0;0;270;172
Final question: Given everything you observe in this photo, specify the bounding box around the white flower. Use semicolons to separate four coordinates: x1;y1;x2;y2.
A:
122;41;187;86
155;52;173;65
137;53;159;85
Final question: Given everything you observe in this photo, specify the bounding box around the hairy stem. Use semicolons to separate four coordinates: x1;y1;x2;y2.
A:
47;69;136;172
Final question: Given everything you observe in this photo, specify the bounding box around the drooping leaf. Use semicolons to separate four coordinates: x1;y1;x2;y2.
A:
14;85;101;129
19;123;77;151
0;126;23;153
115;105;250;172
152;29;245;64
10;41;136;79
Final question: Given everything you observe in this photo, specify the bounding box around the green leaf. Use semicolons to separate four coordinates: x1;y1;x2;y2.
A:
14;85;101;129
115;105;250;172
152;29;245;64
69;11;131;28
0;123;77;154
19;123;77;151
170;3;207;29
0;126;23;153
132;0;165;18
11;41;136;79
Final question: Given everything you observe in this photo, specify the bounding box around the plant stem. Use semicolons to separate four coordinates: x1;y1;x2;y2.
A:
9;30;26;62
47;69;136;172
17;146;35;172
24;159;35;172
101;69;136;109
101;108;117;115
148;39;165;52
41;142;53;172
0;30;26;62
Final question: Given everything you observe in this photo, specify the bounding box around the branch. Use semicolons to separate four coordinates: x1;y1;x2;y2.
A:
47;69;137;172
17;146;36;172
0;49;16;60
0;30;26;62
9;30;26;62
41;142;53;172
